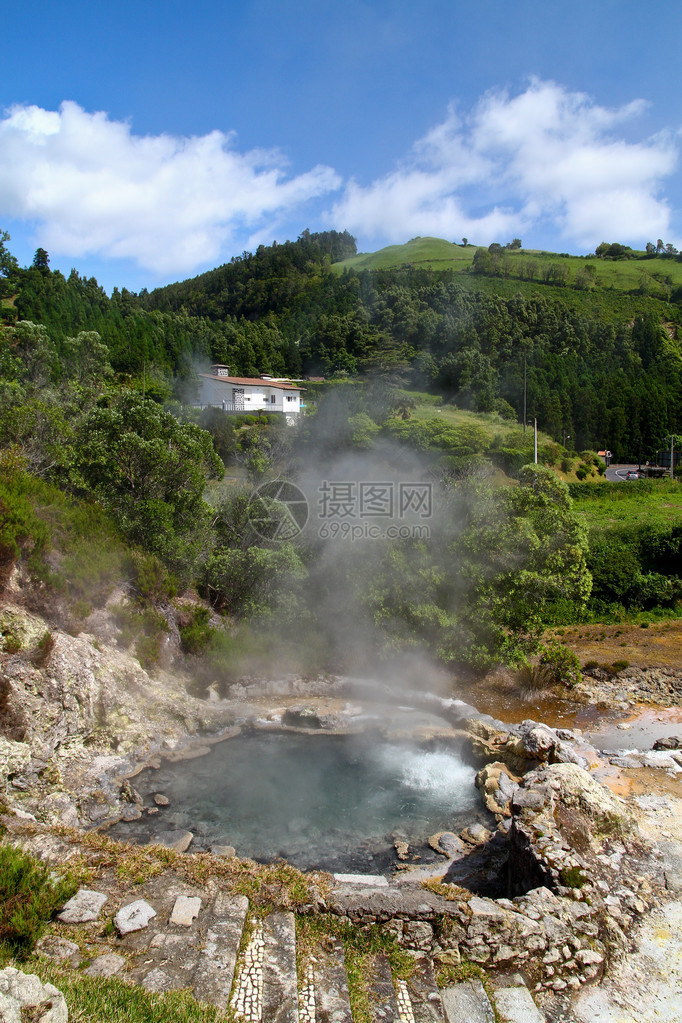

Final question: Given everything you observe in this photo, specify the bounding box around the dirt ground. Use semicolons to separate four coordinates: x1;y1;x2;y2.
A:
546;618;682;669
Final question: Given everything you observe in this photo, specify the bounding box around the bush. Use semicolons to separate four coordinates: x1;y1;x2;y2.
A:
539;643;582;687
178;606;214;655
611;659;630;673
128;551;178;605
0;843;76;958
575;466;588;481
0;479;48;584
31;630;55;667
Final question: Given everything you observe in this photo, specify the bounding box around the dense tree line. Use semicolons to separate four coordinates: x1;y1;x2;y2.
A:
3;229;681;461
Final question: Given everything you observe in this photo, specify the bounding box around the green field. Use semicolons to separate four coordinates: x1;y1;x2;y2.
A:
333;237;682;325
570;479;682;532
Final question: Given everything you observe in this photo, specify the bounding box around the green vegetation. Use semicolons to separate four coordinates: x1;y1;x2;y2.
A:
0;843;76;959
296;914;414;1023
570;481;682;617
2;229;680;461
20;962;229;1023
0;227;680;674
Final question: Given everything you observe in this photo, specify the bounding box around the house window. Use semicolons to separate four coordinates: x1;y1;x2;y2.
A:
286;395;297;402
270;394;276;403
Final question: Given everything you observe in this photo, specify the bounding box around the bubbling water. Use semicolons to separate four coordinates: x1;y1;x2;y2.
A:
110;732;489;873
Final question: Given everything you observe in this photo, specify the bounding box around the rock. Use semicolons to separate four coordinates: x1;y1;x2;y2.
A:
57;888;107;924
35;936;81;967
476;762;520;816
210;844;236;857
333;873;390;887
641;751;681;771
114;899;157;935
153;793;170;806
120;804;142;821
83;953;126;978
517;721;558;759
441;979;495;1022
282;706;323;728
120;780;141;804
539;762;630;826
494;985;545;1023
170;895;202;926
0;967;68;1023
429;831;466;857
150;830;193;852
654;736;682;751
394;840;409;860
0;737;32;790
575;949;604;966
461;824;492;846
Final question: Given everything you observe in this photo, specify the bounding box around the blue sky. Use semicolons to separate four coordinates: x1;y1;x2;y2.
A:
2;0;681;292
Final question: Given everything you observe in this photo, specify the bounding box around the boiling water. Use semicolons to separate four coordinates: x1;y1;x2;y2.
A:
114;732;486;873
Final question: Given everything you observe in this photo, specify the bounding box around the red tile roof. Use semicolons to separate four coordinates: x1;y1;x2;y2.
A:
199;374;304;391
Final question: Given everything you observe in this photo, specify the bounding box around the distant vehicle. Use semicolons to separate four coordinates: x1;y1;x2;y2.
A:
625;471;641;480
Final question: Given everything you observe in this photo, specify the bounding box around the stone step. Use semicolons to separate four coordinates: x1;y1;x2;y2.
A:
441;979;494;1023
493;985;547;1023
191;893;249;1009
401;956;445;1023
367;953;401;1023
309;938;353;1023
123;890;206;994
262;911;300;1023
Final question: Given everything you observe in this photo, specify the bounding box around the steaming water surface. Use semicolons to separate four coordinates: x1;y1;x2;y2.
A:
117;733;485;873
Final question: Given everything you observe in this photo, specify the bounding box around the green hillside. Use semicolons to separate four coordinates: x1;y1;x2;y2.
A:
2;228;681;461
334;236;477;272
335;237;682;323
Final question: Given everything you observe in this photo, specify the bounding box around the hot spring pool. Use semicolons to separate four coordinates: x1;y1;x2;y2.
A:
111;732;488;873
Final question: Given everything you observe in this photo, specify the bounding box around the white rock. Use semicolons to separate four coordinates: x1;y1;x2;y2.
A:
0;967;68;1023
58;888;107;924
333;873;389;887
114;899;157;935
170;895;202;926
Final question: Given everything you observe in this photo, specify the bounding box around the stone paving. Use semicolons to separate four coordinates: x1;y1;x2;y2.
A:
40;879;553;1022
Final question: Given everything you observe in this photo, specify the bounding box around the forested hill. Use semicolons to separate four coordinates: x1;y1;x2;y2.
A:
2;229;681;459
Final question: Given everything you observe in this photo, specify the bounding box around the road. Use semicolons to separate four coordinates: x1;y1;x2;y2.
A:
604;463;646;482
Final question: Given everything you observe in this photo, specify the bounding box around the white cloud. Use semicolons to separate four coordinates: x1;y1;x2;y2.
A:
0;101;341;275
331;79;678;248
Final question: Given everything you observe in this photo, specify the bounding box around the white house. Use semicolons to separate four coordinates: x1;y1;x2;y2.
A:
197;366;304;422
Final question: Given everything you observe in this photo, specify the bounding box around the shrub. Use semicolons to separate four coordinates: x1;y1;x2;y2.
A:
611;660;630;673
0;843;76;958
539;643;582;687
0;479;48;584
575;466;588;481
178;606;214;655
583;660;599;670
128;550;178;605
31;630;55;667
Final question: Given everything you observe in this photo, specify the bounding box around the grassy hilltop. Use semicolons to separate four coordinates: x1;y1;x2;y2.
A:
334;236;682;322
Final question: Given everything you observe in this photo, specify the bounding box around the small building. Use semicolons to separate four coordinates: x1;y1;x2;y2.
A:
197;366;304;422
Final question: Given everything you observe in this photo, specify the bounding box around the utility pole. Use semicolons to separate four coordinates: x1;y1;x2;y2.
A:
523;351;527;436
671;433;675;479
534;417;538;464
